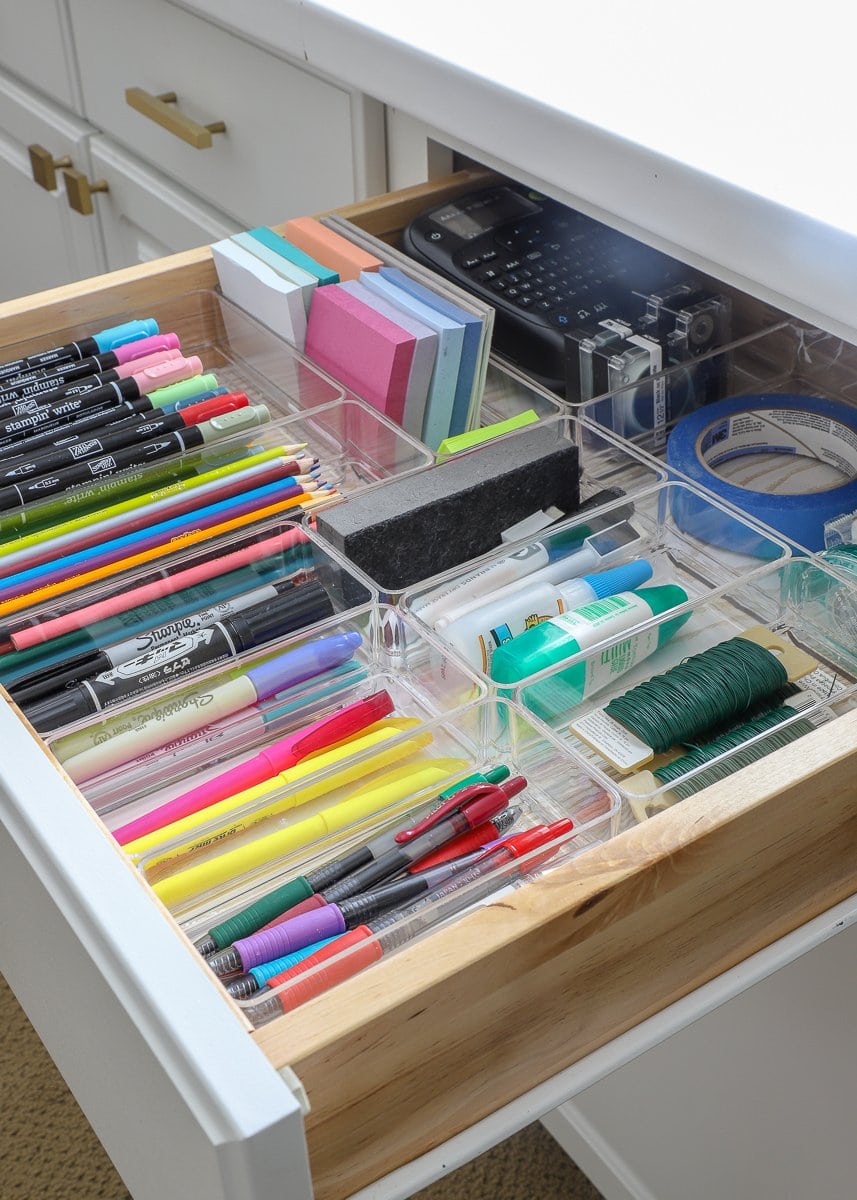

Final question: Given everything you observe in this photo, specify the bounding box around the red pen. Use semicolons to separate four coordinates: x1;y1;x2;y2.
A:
258;818;573;1016
112;690;395;845
407;805;521;872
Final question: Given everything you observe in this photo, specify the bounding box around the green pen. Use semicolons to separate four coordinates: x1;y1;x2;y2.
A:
197;763;511;953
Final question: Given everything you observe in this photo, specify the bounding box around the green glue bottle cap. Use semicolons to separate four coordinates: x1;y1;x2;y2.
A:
490;584;691;722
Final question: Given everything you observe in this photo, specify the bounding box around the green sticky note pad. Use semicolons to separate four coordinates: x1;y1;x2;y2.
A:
435;410;540;460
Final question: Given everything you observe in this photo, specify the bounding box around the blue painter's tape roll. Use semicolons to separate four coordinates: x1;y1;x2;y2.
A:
666;394;857;553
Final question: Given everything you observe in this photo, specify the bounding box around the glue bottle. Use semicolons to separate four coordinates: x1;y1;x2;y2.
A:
490;584;690;721
439;559;654;674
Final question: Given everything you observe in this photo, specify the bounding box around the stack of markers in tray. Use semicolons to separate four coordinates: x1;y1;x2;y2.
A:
0;316;346;726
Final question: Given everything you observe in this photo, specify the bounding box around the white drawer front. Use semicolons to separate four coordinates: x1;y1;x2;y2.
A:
0;0;81;111
69;0;376;226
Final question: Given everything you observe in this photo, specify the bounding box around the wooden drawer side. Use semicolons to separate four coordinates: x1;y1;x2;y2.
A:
254;709;857;1200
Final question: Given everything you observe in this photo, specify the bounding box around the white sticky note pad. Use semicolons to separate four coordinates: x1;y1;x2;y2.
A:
211;238;308;351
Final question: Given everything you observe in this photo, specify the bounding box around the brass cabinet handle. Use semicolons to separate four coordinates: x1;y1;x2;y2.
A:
28;144;73;191
63;169;109;216
125;87;227;149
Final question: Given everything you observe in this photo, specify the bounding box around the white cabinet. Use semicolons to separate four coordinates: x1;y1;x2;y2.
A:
0;0;82;111
0;69;105;300
89;136;241;269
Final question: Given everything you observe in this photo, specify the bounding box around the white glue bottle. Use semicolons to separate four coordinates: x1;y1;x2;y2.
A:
437;558;654;674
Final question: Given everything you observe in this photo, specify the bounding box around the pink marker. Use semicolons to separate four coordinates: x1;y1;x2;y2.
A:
112;690;395;845
113;333;181;364
6;527;311;651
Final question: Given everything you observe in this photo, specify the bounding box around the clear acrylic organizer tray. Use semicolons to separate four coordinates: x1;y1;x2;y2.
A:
151;695;621;1026
398;479;792;691
500;557;857;821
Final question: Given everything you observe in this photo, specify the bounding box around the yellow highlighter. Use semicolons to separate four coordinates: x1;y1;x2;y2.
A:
151;755;470;910
130;718;430;865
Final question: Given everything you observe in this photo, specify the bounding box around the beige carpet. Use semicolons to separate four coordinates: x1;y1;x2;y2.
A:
0;973;603;1200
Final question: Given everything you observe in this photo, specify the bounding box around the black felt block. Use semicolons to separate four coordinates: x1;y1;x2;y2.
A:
316;424;580;593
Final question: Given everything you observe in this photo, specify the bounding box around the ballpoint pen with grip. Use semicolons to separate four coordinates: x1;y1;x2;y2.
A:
113;690;395;845
252;819;575;1016
196;769;515;954
205;777;524;976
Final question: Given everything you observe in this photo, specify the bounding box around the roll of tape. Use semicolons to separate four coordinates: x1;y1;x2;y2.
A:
666;394;857;552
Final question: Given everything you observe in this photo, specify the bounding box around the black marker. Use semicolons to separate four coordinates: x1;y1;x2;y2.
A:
22;582;335;733
0;319;160;385
0;356;202;453
0;404;269;510
0;334;180;404
0;394;249;484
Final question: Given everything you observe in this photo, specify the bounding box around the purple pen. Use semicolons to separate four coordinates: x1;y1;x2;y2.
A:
58;631;363;784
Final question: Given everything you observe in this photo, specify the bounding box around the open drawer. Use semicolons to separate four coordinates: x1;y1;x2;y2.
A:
1;170;857;1200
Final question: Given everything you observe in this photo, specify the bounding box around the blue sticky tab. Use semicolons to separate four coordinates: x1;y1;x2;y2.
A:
92;318;159;352
247;227;340;286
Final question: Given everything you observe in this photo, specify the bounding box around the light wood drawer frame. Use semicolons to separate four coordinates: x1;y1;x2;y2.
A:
0;169;855;1200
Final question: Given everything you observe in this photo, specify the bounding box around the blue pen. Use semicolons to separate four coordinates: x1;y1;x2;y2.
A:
0;477;316;602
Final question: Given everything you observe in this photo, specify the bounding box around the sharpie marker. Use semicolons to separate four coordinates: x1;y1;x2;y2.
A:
0;393;250;483
0;318;159;385
10;572;317;705
0;355;203;450
255;820;572;1015
0;335;181;403
84;658;368;811
114;690;395;846
0;404;270;510
24;582;335;733
55;631;363;782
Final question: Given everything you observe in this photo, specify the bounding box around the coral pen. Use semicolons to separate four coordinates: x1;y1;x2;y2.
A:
113;690;395;845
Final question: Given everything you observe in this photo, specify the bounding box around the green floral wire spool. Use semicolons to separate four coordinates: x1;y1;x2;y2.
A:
604;636;790;754
653;704;816;801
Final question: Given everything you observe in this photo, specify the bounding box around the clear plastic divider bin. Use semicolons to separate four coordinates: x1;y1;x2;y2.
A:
500;558;857;824
399;480;791;689
578;320;857;504
136;695;621;1027
0;290;433;503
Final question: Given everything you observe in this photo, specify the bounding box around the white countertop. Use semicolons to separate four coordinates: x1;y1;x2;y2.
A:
175;0;857;341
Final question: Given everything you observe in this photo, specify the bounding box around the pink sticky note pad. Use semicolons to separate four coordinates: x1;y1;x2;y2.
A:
305;286;416;425
284;217;383;282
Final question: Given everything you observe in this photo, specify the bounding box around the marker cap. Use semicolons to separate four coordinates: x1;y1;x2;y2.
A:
247;631;362;701
178;392;249;424
200;404;269;440
132;355;203;394
114;348;183;379
112;333;181;364
147;374;220;409
578;559;654;600
92;319;159;353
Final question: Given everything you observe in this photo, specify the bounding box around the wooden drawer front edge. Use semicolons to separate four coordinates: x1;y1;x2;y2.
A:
254;709;857;1200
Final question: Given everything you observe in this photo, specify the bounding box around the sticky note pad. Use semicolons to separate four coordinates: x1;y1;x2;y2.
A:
316;422;580;594
338;280;437;440
248;226;340;286
211;239;308;351
284;217;383;282
305;285;416;425
232;231;318;315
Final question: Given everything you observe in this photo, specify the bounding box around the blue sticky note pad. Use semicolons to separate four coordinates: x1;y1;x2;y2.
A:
247;226;340;287
359;271;464;450
379;266;483;438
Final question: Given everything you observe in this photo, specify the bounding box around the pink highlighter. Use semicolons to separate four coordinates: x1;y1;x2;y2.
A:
112;689;395;846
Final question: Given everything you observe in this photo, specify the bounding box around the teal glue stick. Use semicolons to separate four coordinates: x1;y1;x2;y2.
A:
490;585;690;722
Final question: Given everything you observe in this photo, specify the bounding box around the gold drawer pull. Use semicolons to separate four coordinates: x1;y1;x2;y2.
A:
125;87;227;149
28;144;73;191
63;169;109;216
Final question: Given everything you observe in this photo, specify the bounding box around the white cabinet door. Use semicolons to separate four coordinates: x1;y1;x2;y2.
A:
89;135;241;270
0;69;104;301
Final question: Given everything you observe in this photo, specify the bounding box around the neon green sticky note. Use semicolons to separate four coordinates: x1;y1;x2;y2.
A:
435;410;540;461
